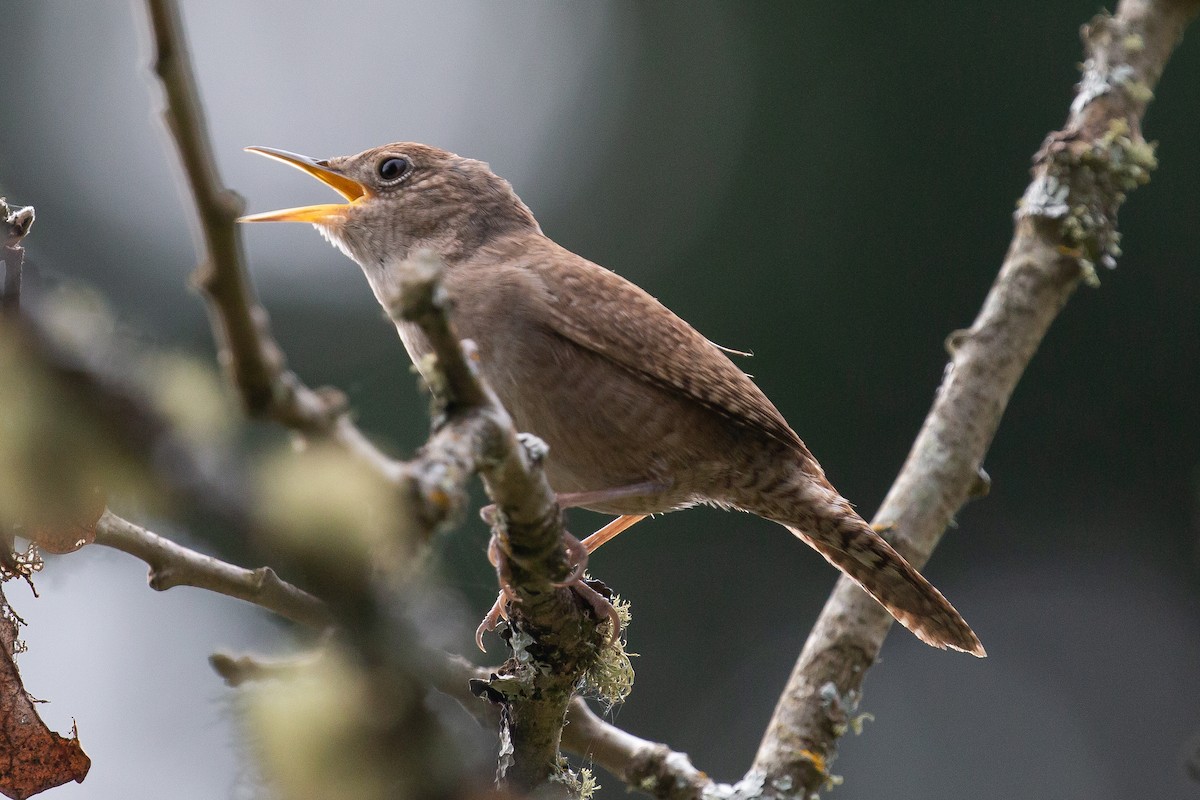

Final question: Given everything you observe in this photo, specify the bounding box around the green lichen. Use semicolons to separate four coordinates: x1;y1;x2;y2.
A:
1023;116;1157;286
552;758;600;800
1121;33;1145;53
849;712;875;736
1121;79;1154;104
581;593;636;708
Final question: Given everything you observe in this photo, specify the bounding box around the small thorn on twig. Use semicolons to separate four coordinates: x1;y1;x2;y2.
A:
944;328;972;356
968;467;991;500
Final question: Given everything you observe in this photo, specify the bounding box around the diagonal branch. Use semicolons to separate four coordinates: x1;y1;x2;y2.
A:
93;510;332;630
143;0;402;482
750;0;1200;795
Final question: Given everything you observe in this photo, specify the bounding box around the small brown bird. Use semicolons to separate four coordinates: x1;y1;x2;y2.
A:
242;143;984;656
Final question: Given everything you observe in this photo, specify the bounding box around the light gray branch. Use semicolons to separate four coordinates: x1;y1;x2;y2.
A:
93;510;332;630
750;1;1200;795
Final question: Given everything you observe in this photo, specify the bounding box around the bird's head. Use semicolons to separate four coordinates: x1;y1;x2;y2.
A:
240;143;539;273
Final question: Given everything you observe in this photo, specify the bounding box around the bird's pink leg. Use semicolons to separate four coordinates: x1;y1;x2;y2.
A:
581;514;647;553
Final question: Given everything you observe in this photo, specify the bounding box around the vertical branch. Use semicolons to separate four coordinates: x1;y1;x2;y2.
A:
389;252;606;792
144;0;269;407
142;0;402;481
750;0;1200;795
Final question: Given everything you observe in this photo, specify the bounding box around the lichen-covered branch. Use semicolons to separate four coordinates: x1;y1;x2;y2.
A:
432;652;710;800
143;0;402;482
93;510;332;630
389;251;607;792
430;651;708;800
751;1;1200;794
432;655;722;800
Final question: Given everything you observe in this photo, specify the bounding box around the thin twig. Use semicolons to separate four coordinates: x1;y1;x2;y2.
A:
750;1;1200;794
429;653;500;727
143;0;403;482
93;510;332;630
209;650;320;687
0;198;34;576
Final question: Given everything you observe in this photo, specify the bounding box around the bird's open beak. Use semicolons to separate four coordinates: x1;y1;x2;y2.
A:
239;147;368;224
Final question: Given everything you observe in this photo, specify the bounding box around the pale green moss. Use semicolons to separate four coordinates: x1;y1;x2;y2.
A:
581;593;636;707
552;758;599;800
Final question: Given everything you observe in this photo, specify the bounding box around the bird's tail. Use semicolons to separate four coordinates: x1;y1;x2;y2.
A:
782;487;984;656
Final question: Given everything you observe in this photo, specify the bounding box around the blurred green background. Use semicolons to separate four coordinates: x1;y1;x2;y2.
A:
1;1;1198;798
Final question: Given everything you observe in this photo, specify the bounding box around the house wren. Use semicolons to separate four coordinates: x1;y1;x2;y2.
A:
241;143;984;656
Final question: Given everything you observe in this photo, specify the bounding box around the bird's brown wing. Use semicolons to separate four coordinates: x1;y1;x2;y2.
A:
527;245;807;454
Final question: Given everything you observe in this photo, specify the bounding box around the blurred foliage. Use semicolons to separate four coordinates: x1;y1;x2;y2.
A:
0;318;147;536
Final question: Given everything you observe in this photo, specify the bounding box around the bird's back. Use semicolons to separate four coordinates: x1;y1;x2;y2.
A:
431;232;822;511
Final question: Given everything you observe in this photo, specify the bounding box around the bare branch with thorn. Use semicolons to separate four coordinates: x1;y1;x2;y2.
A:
93;511;332;630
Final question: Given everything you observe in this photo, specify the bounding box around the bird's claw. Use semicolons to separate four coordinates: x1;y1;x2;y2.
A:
550;532;590;588
571;578;622;646
476;529;622;651
474;593;509;652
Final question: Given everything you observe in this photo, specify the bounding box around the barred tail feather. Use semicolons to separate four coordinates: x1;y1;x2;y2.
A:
785;518;985;657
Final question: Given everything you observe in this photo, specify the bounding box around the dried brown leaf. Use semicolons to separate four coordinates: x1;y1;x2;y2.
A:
0;587;90;799
24;488;104;556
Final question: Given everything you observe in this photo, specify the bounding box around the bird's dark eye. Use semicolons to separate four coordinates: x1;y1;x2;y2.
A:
378;156;410;182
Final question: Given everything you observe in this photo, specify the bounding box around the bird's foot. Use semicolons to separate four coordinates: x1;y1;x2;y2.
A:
475;529;622;651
